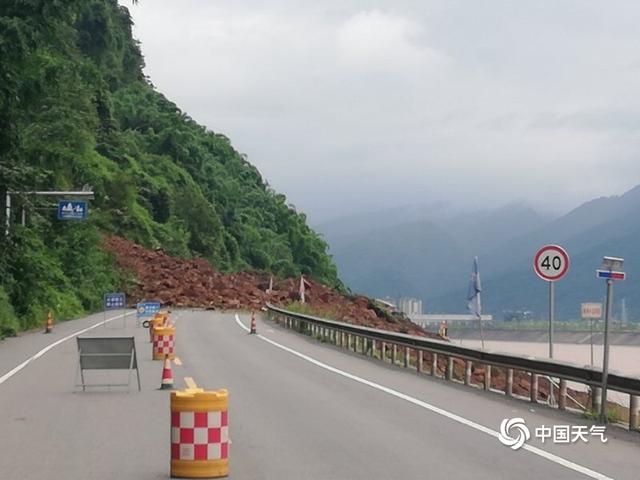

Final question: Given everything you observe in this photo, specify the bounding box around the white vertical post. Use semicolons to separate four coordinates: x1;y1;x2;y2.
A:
549;281;555;358
5;192;10;236
600;279;614;423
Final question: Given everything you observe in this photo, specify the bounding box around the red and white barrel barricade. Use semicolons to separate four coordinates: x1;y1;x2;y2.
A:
148;314;166;343
171;387;229;478
153;324;175;361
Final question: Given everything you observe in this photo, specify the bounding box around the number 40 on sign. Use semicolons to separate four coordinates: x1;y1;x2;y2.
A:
534;245;570;282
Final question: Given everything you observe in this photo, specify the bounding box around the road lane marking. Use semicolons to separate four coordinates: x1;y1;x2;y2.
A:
234;314;612;480
174;357;182;366
0;312;135;386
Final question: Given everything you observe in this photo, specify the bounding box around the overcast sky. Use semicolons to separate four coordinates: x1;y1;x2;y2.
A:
130;0;640;223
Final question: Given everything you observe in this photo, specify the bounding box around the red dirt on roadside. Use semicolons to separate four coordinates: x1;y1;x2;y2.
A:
103;235;437;338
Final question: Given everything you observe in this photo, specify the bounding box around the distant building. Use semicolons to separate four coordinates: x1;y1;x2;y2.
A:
398;297;423;316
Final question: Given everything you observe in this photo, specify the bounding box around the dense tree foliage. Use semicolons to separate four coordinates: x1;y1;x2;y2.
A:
0;0;339;335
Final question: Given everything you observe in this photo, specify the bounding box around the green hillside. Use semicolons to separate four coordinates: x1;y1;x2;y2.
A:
0;0;339;336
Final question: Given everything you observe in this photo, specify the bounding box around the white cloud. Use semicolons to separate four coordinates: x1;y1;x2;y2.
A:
129;1;640;222
336;10;450;71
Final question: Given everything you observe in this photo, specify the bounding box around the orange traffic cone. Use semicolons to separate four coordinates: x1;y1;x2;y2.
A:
160;356;174;390
250;311;257;334
44;311;53;334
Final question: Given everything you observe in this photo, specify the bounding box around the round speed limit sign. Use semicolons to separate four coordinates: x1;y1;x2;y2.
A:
533;245;570;282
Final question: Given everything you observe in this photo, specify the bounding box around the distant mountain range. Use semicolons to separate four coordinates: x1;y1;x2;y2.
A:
315;186;640;320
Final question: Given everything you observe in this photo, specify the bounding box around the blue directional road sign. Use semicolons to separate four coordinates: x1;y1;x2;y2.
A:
104;292;126;310
57;200;88;220
137;301;161;318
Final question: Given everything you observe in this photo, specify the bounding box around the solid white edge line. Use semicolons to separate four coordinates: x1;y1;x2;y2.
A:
0;311;135;386
234;313;612;480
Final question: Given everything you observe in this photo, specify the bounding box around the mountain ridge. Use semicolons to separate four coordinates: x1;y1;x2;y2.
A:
318;186;640;319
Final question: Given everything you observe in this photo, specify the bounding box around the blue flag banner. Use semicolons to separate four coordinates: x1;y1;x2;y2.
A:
467;256;482;319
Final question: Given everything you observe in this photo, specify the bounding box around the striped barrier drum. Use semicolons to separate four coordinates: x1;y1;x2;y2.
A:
171;388;229;478
149;314;166;342
152;325;175;360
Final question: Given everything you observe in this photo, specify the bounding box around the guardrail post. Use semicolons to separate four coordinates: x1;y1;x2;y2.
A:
404;347;410;368
505;368;513;397
446;357;453;380
484;365;491;390
371;339;377;358
417;350;423;373
558;379;567;411
530;373;538;403
629;395;639;431
381;342;387;362
592;386;601;413
391;345;397;365
431;353;438;377
464;361;472;385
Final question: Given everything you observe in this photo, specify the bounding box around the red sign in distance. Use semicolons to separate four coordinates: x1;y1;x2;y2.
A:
533;245;570;282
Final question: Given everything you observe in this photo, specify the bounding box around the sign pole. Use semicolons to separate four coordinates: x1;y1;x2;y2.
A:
590;316;594;367
548;281;554;359
599;279;614;423
595;256;625;423
479;309;485;349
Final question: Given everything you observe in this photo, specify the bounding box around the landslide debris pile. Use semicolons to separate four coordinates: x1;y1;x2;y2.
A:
104;236;435;338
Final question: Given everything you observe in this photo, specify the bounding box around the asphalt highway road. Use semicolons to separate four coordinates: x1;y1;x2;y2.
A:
1;310;639;479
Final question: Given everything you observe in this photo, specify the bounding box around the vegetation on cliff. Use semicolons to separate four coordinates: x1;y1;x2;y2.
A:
0;0;339;335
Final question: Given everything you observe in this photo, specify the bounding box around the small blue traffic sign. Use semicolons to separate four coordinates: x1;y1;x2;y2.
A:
596;270;626;281
57;200;88;220
137;301;161;318
104;292;126;310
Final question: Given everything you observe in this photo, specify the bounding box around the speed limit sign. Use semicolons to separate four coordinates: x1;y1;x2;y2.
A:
533;245;570;282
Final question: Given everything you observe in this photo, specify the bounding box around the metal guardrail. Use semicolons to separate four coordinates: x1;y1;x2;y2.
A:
266;304;640;430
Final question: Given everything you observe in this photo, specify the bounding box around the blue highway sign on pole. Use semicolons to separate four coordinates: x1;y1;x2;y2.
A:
57;200;88;220
137;301;161;318
104;292;126;310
